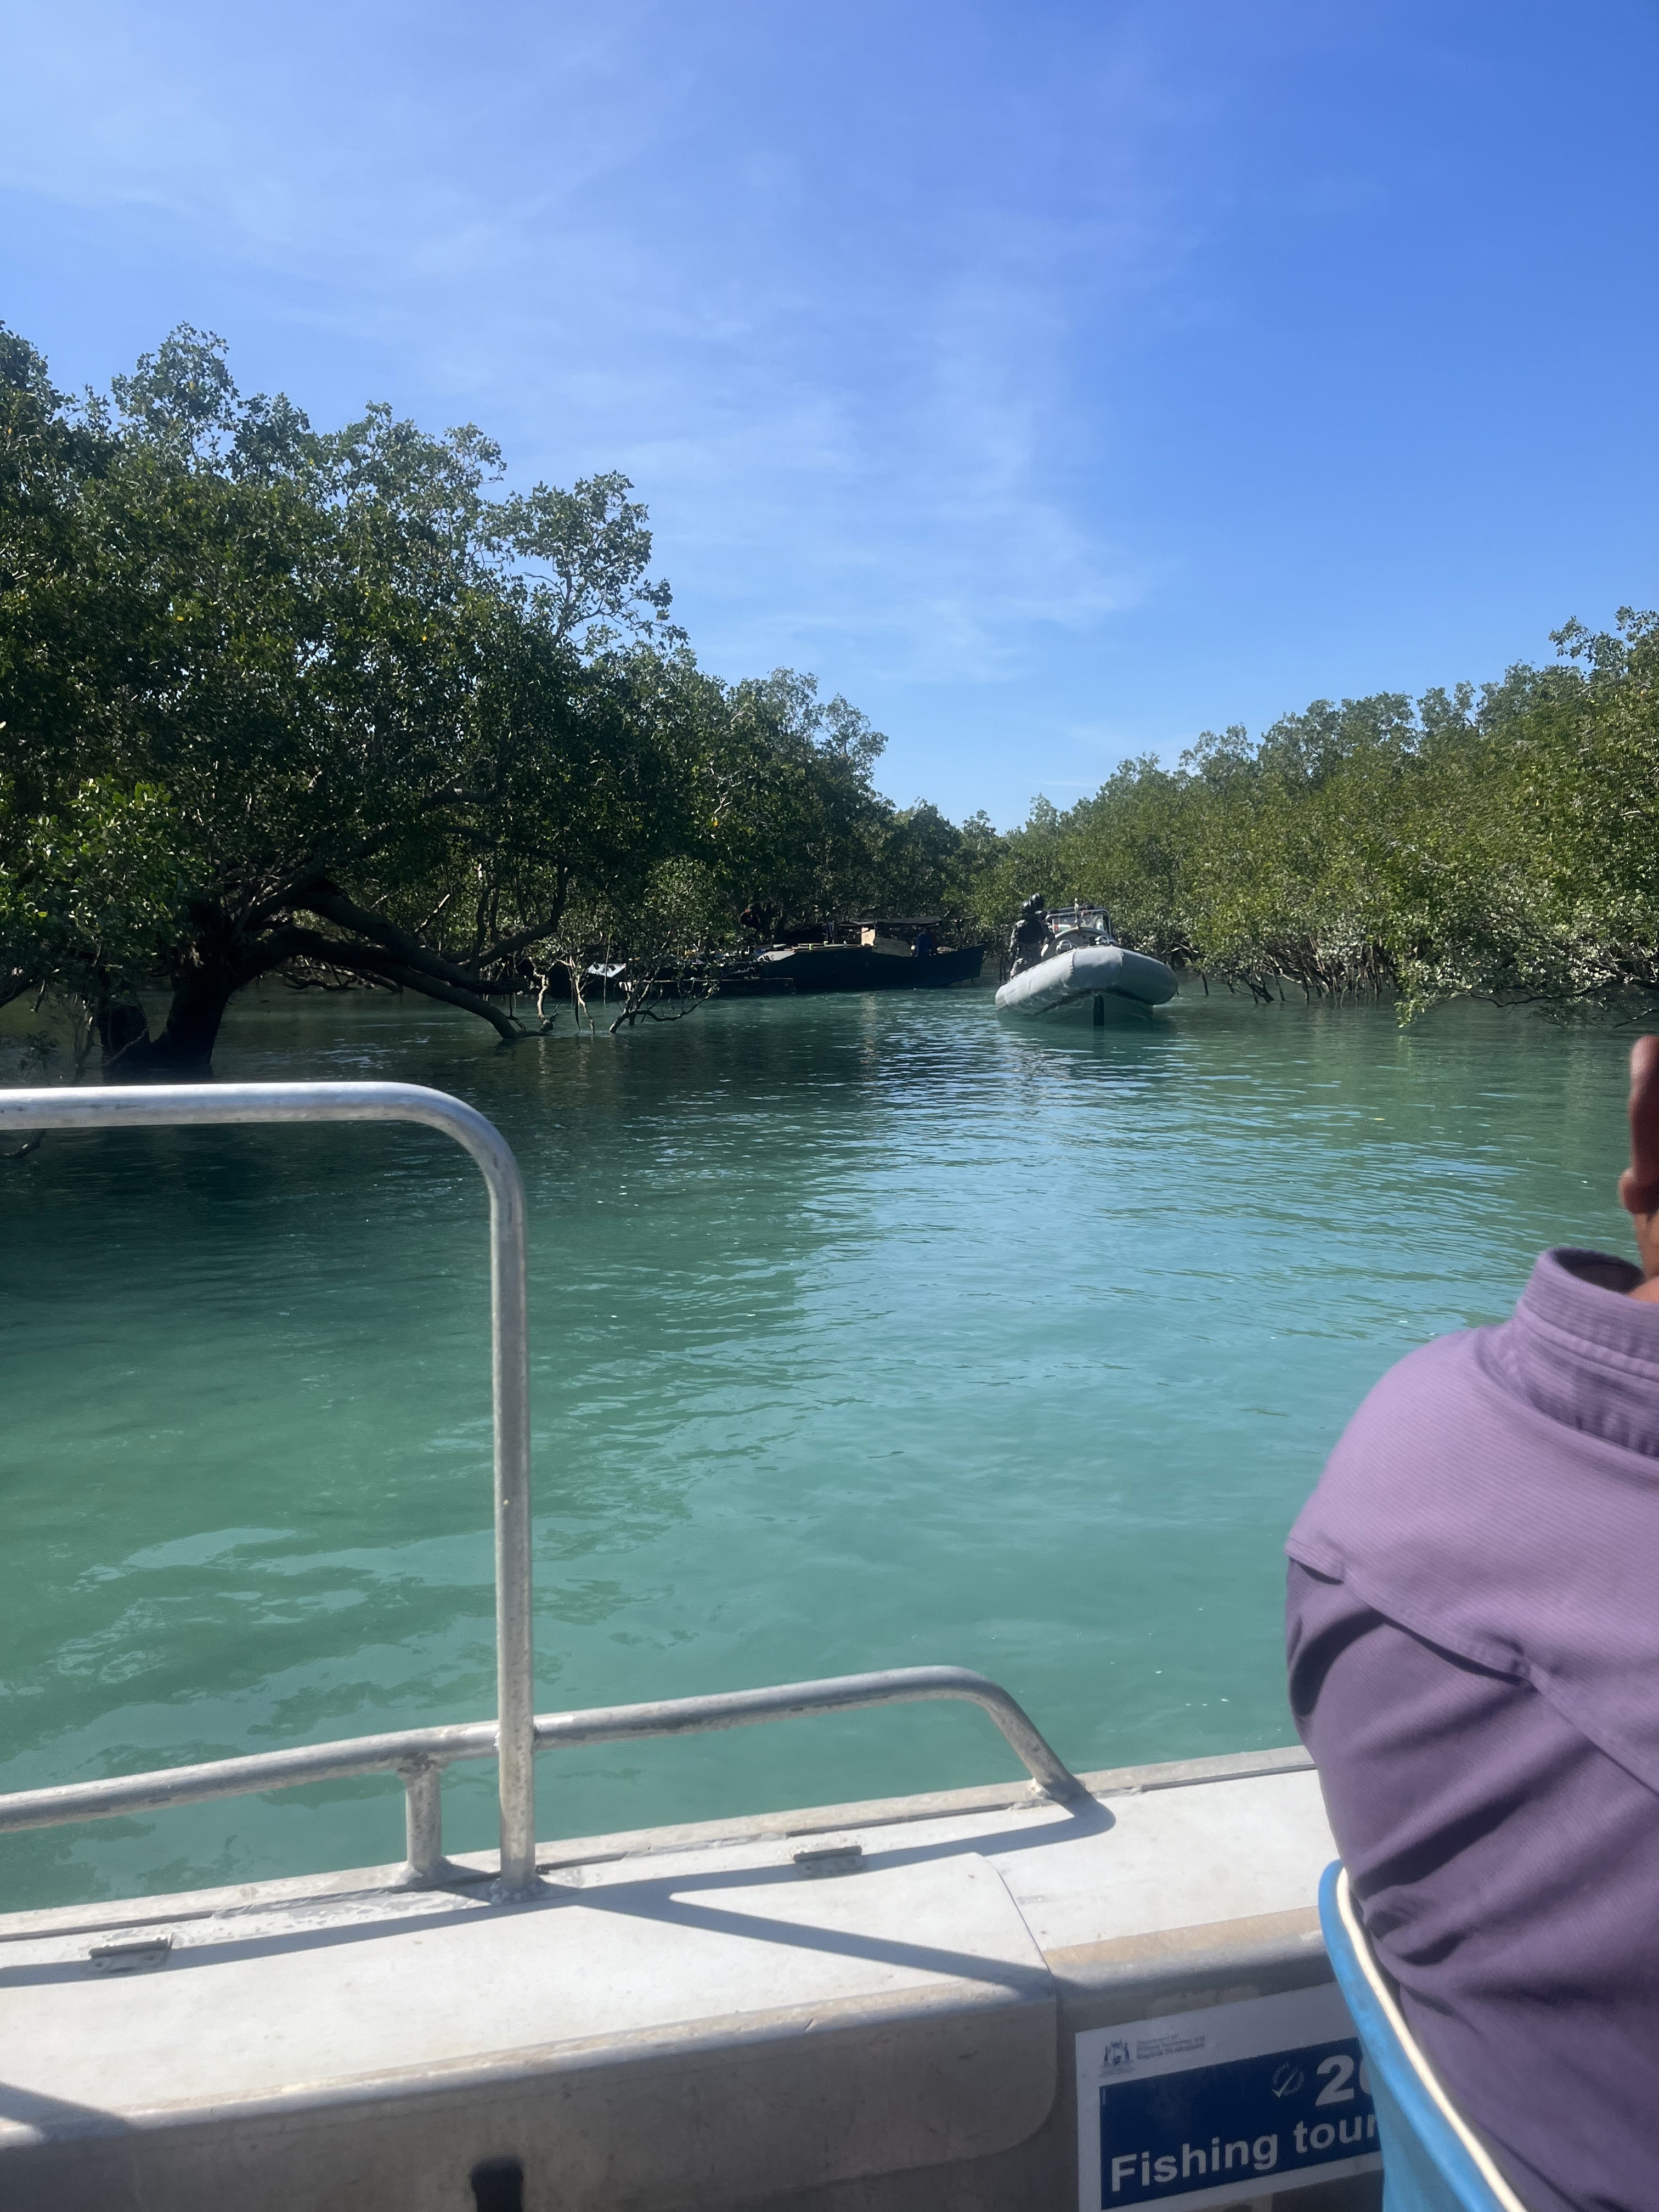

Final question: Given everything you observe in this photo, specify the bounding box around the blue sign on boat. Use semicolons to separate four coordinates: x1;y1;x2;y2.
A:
1076;1985;1382;2212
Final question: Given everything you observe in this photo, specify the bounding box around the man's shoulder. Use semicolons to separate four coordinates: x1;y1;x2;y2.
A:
1283;1321;1538;1665
1339;1325;1494;1447
1286;1329;1490;1556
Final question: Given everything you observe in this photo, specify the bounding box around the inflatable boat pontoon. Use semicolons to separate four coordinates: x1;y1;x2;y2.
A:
996;906;1178;1019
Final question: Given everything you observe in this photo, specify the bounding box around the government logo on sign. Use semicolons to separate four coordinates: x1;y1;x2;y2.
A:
1076;1987;1382;2212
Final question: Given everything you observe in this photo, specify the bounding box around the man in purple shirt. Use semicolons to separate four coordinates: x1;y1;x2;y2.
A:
1286;1037;1659;2212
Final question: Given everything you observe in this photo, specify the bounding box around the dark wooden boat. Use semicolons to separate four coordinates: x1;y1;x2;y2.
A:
715;941;984;996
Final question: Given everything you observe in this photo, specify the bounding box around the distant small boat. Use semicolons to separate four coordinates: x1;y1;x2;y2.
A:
732;943;983;994
995;905;1177;1019
577;928;985;1006
715;924;985;996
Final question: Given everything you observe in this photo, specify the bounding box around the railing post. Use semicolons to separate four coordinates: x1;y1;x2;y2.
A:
400;1759;448;1885
486;1146;538;1897
0;1081;541;1900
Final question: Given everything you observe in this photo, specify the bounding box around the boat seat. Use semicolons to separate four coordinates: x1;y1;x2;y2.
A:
1317;1863;1528;2212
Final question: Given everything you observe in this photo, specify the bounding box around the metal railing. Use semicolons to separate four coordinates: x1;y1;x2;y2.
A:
0;1080;538;1896
0;1665;1085;1887
0;1082;1082;1901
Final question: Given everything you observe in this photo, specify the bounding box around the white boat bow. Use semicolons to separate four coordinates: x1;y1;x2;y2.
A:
995;940;1177;1015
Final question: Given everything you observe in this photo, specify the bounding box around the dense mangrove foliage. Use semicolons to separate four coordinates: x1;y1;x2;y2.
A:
3;319;1656;1073
981;623;1659;1017
0;324;982;1071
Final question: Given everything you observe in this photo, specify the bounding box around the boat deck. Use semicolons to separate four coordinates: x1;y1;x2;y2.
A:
0;1745;1370;2212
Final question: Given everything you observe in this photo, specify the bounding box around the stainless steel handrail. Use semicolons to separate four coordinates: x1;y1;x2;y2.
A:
532;1667;1083;1799
0;1082;538;1897
0;1667;1085;1886
0;1085;1088;1899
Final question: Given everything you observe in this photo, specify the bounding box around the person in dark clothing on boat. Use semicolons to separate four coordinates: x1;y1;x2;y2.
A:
1286;1036;1659;2212
1008;895;1048;975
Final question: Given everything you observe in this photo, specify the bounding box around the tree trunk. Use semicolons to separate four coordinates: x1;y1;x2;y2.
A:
148;960;241;1074
92;887;550;1080
99;943;250;1081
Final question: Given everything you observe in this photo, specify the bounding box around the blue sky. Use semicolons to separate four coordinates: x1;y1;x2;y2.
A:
3;0;1656;824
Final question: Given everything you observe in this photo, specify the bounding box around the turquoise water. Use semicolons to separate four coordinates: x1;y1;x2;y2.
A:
0;986;1640;1909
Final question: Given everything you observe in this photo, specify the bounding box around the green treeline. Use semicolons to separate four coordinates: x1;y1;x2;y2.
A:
974;631;1659;1015
4;320;1657;1076
0;324;981;1070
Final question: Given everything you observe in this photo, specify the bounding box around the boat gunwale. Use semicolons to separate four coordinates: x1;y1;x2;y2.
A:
0;1743;1313;1946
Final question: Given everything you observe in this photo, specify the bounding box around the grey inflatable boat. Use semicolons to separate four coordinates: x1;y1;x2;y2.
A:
996;908;1177;1017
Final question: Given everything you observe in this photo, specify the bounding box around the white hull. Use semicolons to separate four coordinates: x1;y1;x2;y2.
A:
995;942;1177;1015
0;1747;1357;2212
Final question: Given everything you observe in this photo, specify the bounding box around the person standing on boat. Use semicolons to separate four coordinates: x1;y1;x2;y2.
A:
1286;1036;1659;2212
1008;895;1048;975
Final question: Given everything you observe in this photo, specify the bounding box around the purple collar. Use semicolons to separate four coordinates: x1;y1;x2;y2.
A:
1483;1249;1659;1462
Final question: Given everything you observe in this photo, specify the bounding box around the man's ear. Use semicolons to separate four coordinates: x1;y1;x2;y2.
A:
1618;1035;1659;1217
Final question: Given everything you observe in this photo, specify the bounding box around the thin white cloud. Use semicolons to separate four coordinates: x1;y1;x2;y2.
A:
0;0;1198;700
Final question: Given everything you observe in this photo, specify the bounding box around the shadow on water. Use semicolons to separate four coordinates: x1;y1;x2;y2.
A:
0;982;1640;1906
